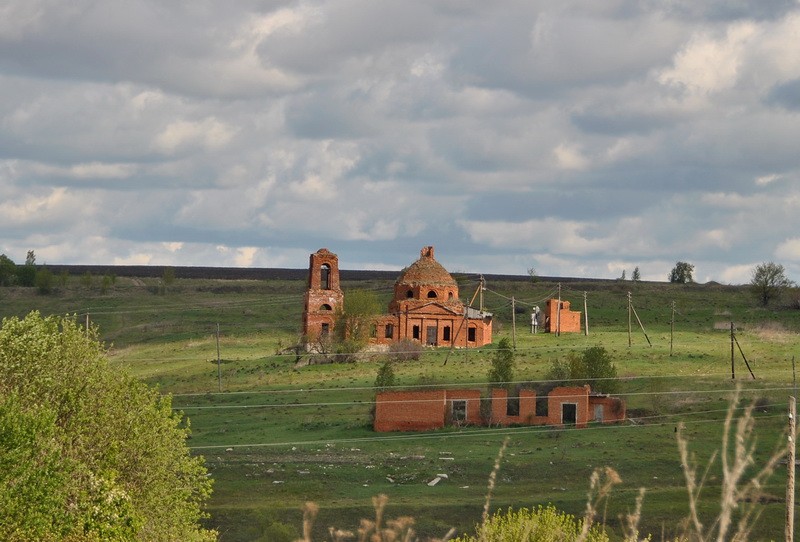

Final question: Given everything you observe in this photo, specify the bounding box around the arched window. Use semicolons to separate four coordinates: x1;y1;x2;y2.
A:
320;304;332;311
427;290;437;299
406;289;414;298
448;292;454;300
321;264;331;289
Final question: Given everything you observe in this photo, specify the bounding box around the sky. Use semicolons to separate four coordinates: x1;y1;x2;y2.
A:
1;1;800;284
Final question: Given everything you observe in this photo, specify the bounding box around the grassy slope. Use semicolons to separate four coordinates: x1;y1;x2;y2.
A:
2;274;799;540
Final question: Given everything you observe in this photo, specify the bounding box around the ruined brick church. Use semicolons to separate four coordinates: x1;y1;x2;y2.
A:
302;246;493;347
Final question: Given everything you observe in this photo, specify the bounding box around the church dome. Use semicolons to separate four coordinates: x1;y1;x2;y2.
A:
395;246;457;288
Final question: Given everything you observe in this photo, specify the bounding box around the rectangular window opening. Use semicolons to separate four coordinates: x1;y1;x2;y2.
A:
535;397;548;417
412;325;420;340
384;324;394;339
443;326;451;342
451;400;467;422
467;327;476;342
506;395;520;417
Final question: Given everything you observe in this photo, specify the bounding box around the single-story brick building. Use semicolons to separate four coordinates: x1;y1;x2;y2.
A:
374;385;625;432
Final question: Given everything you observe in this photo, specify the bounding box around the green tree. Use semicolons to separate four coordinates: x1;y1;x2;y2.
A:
35;267;54;295
374;361;396;392
750;261;794;307
487;337;514;386
0;312;216;541
545;346;618;394
16;250;37;287
0;254;16;286
668;261;694;283
632;267;641;282
337;289;381;345
162;267;176;292
81;271;93;288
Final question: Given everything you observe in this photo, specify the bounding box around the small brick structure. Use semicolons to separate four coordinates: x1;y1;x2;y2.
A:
544;298;582;333
302;246;493;347
374;385;625;432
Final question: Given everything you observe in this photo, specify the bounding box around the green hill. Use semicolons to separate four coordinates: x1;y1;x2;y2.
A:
2;271;799;540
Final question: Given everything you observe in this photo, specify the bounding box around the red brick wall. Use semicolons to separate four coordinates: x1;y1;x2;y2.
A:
375;386;625;432
545;299;581;333
374;390;446;432
547;386;590;428
588;396;626;423
374;389;482;432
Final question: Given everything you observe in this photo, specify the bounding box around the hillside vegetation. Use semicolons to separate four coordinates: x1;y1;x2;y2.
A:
1;270;799;540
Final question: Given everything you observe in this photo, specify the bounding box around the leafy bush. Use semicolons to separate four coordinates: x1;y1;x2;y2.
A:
388;338;424;362
374;361;396;391
545;346;618;394
0;312;216;541
452;505;609;542
487;337;514;386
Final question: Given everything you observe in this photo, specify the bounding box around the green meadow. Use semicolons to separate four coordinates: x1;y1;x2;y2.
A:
2;272;799;540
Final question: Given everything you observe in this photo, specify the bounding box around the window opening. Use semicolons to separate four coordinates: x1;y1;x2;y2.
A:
370;324;377;338
406;289;414;298
535;396;548;417
412;325;420;340
468;327;476;342
384;324;394;339
427;290;437;298
320;304;332;311
451;400;467;422
506;393;520;417
443;326;451;342
321;264;331;290
593;404;604;422
321;323;330;337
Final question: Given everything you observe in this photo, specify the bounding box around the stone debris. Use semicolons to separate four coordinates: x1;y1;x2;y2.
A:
427;477;442;487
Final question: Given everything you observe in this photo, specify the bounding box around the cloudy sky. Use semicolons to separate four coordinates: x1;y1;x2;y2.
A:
2;1;800;283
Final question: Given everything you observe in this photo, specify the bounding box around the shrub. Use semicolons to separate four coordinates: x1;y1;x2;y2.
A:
374;361;395;391
487;337;514;386
452;505;609;542
544;346;618;394
388;338;424;362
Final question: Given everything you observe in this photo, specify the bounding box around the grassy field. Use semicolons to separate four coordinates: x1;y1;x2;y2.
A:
2;273;799;540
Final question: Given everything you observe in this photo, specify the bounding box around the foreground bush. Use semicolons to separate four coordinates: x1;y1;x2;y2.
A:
453;505;609;542
0;312;216;541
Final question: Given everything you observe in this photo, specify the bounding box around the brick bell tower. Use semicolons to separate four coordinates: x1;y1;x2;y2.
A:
302;248;344;341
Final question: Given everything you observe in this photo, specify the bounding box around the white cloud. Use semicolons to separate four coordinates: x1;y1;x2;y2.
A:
658;22;757;95
776;239;800;261
155;118;236;154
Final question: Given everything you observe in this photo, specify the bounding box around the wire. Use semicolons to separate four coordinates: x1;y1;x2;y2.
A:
188;411;786;451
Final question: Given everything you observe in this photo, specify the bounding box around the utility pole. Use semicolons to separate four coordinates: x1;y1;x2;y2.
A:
556;283;562;337
627;292;632;347
787;395;796;542
85;313;90;337
511;296;516;349
216;323;222;392
670;301;675;357
479;274;485;312
730;321;735;380
583;291;589;336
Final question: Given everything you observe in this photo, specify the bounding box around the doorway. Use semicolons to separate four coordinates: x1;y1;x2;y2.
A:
562;403;577;425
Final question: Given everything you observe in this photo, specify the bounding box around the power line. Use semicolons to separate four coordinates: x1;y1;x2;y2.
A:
188;411;786;450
